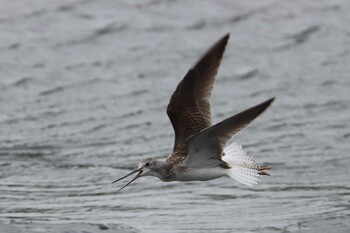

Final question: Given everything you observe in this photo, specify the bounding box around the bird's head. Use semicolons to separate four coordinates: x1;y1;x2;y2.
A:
112;157;160;192
137;157;159;177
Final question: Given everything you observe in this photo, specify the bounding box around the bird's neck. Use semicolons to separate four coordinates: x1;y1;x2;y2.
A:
153;160;174;181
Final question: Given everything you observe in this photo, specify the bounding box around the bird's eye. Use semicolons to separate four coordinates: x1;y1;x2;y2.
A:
145;163;150;167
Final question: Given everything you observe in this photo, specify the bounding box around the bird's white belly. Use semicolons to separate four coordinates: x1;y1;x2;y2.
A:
174;167;227;181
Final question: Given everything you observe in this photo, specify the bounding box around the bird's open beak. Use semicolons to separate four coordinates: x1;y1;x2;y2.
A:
112;168;142;193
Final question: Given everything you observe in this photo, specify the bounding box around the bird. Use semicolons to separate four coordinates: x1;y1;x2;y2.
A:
113;33;274;192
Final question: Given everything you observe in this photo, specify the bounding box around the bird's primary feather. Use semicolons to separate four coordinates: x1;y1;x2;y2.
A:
166;34;230;151
183;98;274;168
166;34;230;165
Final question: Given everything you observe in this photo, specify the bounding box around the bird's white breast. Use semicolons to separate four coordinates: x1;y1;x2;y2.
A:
174;167;227;181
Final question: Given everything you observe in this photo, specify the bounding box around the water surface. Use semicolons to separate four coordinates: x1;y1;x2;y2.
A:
1;0;350;232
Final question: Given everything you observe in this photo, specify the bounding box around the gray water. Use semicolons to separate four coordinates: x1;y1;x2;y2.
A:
1;0;350;232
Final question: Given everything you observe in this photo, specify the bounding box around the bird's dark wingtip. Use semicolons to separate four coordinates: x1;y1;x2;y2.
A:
220;33;230;45
258;97;275;113
267;97;275;104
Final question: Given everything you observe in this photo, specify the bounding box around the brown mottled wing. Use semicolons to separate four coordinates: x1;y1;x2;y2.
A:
183;98;275;168
166;34;230;156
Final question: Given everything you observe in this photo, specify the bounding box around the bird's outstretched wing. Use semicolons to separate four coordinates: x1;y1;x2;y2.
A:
166;34;230;153
182;98;275;168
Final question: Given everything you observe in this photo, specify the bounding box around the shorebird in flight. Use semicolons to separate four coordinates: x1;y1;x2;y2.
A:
113;33;274;192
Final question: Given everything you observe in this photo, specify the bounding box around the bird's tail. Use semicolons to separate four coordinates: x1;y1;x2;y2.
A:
222;142;271;186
